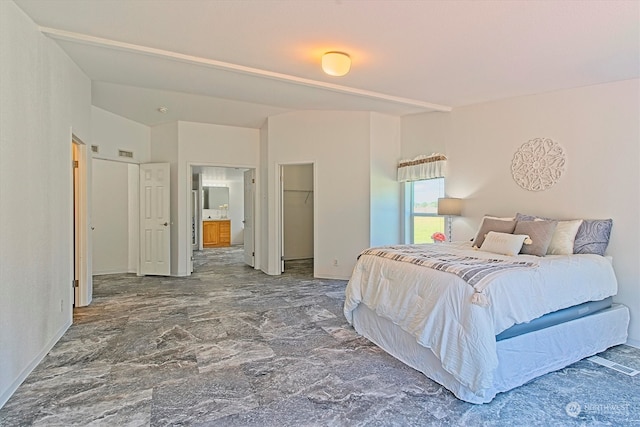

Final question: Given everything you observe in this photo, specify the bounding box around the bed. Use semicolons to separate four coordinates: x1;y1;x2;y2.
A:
343;238;629;404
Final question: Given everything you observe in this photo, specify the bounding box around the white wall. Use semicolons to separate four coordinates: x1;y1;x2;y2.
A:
401;79;640;345
260;120;270;273
150;122;180;274
127;164;139;272
178;122;260;273
149;121;260;275
91;106;151;163
92;160;129;274
369;113;402;247
91;107;150;274
265;111;372;279
0;1;91;407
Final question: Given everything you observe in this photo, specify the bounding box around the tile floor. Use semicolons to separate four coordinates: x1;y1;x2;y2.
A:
1;247;638;426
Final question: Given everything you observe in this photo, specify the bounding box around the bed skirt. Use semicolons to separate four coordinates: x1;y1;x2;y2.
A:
352;303;629;404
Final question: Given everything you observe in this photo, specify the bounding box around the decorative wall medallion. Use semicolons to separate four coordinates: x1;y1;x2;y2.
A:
511;138;566;191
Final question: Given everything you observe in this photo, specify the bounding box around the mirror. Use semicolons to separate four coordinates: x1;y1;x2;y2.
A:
203;186;229;210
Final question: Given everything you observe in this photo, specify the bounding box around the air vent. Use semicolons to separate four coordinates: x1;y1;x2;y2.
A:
588;356;639;376
118;150;133;158
91;145;99;153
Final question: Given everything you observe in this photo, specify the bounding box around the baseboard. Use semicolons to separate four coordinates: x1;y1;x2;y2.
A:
626;338;640;349
315;272;350;280
93;269;128;275
0;319;71;409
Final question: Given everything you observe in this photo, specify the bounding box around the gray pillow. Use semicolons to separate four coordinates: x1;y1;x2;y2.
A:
473;218;517;248
513;220;558;256
515;212;550;221
573;219;613;256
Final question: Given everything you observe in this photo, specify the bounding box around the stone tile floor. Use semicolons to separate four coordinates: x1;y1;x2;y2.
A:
1;247;638;426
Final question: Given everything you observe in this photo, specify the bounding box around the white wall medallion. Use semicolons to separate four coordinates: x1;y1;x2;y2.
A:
511;138;566;191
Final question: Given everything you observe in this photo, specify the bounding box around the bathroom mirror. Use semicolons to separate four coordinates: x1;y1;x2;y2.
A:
203;186;229;209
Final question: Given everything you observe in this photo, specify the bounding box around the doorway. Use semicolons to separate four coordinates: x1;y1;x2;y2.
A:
280;164;314;273
190;165;256;272
71;136;92;307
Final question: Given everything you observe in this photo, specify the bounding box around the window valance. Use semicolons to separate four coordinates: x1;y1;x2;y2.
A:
397;153;447;182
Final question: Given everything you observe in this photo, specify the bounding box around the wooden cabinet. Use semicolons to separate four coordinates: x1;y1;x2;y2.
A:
203;220;231;248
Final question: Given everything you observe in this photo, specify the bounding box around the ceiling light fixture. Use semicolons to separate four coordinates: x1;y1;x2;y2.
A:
322;51;351;77
157;106;168;113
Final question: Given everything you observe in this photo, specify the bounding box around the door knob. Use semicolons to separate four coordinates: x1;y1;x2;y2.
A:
162;222;168;226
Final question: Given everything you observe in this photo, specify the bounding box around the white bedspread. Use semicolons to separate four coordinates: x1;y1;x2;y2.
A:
343;241;618;394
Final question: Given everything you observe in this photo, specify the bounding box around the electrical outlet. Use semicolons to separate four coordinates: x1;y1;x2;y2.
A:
333;259;338;267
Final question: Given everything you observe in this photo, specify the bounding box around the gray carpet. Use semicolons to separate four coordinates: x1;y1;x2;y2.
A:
1;247;638;426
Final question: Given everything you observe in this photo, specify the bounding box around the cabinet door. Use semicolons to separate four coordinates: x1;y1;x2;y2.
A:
203;222;220;247
219;220;231;245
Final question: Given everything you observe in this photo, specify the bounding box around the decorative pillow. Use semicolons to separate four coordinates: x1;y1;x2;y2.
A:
473;217;517;248
573;219;613;256
479;231;530;256
515;212;550;221
513;220;557;256
546;220;583;255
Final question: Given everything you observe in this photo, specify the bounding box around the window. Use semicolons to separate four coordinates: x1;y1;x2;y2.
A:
410;178;445;244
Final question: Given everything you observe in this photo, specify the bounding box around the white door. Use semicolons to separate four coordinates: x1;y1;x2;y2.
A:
73;137;92;307
243;169;255;267
72;143;80;306
279;166;285;273
140;163;171;275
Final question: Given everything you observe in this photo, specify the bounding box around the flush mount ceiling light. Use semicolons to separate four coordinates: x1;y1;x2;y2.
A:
157;106;168;113
322;51;351;76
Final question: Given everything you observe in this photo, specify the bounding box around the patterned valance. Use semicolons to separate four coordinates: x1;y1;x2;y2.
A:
397;153;447;182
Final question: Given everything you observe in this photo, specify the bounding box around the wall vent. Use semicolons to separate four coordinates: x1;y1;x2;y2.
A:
118;149;134;158
91;145;99;153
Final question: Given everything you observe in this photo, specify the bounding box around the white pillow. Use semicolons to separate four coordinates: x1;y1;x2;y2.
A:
547;219;583;255
479;231;530;256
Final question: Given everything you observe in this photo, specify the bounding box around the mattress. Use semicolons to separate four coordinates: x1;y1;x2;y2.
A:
496;296;613;341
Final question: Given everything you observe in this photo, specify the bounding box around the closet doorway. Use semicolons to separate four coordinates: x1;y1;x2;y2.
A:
281;164;314;273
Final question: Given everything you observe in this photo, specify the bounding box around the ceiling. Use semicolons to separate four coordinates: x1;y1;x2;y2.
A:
15;0;640;129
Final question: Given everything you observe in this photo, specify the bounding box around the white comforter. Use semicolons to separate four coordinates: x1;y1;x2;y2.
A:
343;241;618;394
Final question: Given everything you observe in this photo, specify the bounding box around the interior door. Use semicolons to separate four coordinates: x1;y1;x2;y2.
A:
72;136;92;307
72;143;79;306
243;169;255;267
139;163;171;275
279;166;285;273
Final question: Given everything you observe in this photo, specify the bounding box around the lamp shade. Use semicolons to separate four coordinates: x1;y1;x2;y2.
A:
437;198;463;216
322;51;351;76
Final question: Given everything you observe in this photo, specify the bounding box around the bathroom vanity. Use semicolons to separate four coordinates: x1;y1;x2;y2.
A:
203;219;231;248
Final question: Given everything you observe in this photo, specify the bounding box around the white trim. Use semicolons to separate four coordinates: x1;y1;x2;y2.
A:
186;161;261;273
0;320;70;409
274;161;316;277
39;27;452;113
626;339;640;349
72;133;92;307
